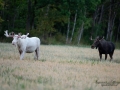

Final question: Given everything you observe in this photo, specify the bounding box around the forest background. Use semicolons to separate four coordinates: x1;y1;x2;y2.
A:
0;0;120;47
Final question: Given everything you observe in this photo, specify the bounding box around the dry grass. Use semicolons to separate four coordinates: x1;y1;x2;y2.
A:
0;43;120;90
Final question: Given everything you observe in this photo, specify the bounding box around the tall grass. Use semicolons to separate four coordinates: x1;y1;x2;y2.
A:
0;43;120;90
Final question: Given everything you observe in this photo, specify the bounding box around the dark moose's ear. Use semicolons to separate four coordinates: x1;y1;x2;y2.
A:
96;46;98;49
99;36;104;40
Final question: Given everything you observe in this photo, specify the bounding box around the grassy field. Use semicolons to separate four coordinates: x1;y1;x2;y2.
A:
0;43;120;90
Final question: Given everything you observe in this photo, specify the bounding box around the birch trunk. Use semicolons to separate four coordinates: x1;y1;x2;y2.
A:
66;16;70;44
110;12;116;41
95;5;104;36
31;0;36;30
107;10;116;41
92;7;99;36
12;6;20;29
69;10;77;43
77;22;84;45
106;0;116;41
106;0;112;40
26;0;31;32
116;18;120;42
45;4;50;16
98;5;104;24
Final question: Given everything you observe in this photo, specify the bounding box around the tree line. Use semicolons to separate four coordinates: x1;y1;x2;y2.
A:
0;0;120;45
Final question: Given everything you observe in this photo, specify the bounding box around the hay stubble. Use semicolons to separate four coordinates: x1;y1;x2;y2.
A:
0;43;120;90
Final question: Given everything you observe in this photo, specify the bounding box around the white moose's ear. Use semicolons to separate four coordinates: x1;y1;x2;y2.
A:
18;33;21;38
18;33;22;36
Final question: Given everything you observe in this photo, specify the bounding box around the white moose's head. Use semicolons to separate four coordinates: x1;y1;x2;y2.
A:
4;30;29;46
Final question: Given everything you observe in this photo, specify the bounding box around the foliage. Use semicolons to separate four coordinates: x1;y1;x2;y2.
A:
0;0;120;45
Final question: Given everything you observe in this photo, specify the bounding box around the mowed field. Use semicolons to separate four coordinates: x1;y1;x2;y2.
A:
0;43;120;90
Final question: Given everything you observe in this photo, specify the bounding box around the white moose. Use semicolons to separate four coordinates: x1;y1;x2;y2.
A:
4;30;40;60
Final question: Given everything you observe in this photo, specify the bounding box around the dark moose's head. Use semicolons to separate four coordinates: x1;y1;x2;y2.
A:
90;36;104;49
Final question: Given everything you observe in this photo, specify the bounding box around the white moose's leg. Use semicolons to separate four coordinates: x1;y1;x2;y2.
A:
20;51;25;60
34;50;38;60
37;47;40;60
34;47;39;60
19;50;22;55
34;51;37;60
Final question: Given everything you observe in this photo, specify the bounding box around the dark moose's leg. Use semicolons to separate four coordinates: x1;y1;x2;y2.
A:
109;53;113;61
99;53;102;61
105;54;107;60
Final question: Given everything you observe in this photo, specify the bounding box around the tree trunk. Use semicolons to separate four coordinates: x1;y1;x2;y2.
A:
110;12;116;41
92;7;99;36
31;0;36;30
26;0;31;32
45;4;50;16
106;0;116;41
95;5;104;36
116;18;120;42
69;9;77;43
78;22;84;45
107;10;116;41
12;6;20;29
98;5;104;24
66;17;70;44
